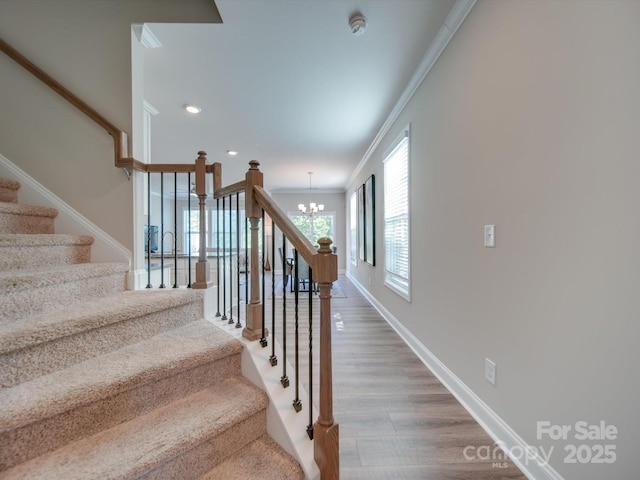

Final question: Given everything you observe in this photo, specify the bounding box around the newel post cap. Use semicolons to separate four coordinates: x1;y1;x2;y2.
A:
317;237;333;253
249;160;260;171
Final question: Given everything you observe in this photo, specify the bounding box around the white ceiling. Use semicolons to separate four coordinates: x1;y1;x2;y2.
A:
143;0;457;192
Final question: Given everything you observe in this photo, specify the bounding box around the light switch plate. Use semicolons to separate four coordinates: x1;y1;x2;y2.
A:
485;358;496;386
484;225;495;247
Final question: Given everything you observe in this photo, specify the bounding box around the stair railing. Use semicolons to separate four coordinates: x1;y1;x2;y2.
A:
142;152;218;290
0;38;143;172
2;37;339;477
214;161;340;480
0;37;213;289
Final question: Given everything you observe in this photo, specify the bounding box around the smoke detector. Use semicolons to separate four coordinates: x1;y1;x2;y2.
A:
349;14;367;36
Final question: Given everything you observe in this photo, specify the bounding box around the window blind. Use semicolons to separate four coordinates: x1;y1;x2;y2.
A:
383;133;410;298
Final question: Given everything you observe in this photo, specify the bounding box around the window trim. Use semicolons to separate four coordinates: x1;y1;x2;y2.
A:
383;125;411;301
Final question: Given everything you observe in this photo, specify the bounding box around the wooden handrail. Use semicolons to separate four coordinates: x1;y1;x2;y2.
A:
0;38;218;177
145;163;196;173
0;37;143;171
253;185;317;265
215;180;246;199
211;163;245;198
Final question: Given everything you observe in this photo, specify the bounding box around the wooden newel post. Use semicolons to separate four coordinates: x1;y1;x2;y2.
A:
243;161;266;340
193;151;211;289
313;237;339;480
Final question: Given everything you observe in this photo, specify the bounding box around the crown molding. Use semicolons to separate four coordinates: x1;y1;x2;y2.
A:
133;24;163;49
346;0;477;188
143;100;159;116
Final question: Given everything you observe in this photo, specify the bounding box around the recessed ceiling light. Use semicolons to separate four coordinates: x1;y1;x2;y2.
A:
184;104;201;114
226;150;239;156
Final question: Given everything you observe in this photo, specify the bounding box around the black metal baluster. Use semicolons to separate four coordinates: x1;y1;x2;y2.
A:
146;172;152;289
281;234;289;388
228;195;234;325
215;197;221;317
221;195;227;320
245;215;249;307
307;263;314;439
159;172;165;288
173;173;178;288
187;172;192;288
270;217;277;365
235;192;242;328
293;249;302;412
260;209;267;347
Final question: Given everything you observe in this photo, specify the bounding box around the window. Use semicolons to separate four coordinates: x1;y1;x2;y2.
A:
289;213;334;246
383;127;410;300
210;208;246;251
349;192;357;266
183;208;246;254
183;209;204;254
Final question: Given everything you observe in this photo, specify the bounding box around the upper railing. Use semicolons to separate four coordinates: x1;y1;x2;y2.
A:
0;38;144;171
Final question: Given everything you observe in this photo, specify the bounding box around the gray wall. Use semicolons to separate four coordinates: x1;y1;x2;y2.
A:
347;1;639;478
0;0;220;251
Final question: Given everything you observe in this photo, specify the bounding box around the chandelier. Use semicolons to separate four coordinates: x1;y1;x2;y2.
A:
298;172;324;215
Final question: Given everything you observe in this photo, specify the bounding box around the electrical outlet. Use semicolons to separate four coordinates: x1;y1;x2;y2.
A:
368;276;372;286
485;358;497;386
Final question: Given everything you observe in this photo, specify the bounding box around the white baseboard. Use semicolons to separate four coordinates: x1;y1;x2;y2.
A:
0;152;131;266
346;273;564;480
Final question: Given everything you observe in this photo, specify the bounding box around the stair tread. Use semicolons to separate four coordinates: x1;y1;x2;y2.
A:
0;202;57;218
0;319;244;432
0;262;128;292
0;377;267;480
199;435;304;480
0;233;94;247
0;289;204;354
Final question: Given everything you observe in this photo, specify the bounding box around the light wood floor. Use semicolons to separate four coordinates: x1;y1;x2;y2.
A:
232;275;527;479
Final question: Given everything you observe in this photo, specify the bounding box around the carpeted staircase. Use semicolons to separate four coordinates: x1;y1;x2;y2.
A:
0;177;304;479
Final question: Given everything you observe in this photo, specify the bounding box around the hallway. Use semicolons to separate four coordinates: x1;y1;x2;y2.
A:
328;277;526;479
227;274;528;479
